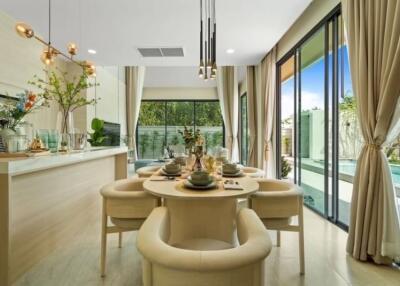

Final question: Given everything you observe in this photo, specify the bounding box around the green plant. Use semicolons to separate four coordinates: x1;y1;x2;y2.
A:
281;156;292;178
178;126;202;152
29;69;98;133
139;132;150;158
283;137;290;153
0;91;47;131
87;118;107;146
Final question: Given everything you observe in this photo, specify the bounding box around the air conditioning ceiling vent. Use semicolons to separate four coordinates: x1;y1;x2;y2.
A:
137;47;184;57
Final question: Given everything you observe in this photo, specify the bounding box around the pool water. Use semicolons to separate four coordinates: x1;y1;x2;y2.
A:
339;160;400;186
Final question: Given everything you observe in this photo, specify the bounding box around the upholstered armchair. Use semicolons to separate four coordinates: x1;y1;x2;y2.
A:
242;167;265;178
100;178;161;276
137;207;272;286
136;165;161;178
249;179;305;274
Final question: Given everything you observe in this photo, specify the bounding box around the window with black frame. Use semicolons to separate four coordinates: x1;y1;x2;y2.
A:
276;5;363;230
137;100;224;159
240;93;249;165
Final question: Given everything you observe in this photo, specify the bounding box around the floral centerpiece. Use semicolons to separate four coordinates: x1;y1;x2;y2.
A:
179;126;205;171
29;68;98;134
0;91;47;131
178;126;203;154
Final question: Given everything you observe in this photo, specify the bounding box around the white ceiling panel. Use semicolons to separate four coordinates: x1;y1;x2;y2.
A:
0;0;312;66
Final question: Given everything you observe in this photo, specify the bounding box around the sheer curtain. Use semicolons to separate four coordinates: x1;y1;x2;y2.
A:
343;0;400;263
217;66;239;162
261;47;277;178
246;66;258;167
125;66;146;161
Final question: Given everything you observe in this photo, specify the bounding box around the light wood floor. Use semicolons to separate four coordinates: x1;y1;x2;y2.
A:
13;207;400;286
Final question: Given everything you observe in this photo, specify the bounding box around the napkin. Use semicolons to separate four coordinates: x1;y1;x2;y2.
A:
223;182;244;190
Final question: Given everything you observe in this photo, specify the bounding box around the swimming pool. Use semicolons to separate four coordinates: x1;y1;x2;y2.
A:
339;160;400;186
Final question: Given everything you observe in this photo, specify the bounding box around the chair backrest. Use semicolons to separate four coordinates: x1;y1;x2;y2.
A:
136;165;161;178
242;167;264;178
166;199;237;245
100;178;160;219
250;179;303;218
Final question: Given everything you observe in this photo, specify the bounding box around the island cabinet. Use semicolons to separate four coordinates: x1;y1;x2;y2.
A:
0;147;128;285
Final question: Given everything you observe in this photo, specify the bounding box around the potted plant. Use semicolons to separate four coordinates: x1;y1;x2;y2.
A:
281;156;292;179
29;69;98;134
87;118;108;147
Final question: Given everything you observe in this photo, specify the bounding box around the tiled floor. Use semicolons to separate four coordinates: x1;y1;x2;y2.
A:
14;208;400;286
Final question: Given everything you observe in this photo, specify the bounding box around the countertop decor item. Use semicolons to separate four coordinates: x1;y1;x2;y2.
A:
0;90;47;131
29;68;98;134
87;118;108;146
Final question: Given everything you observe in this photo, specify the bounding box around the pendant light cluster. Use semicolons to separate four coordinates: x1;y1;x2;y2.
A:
198;0;217;81
15;0;96;76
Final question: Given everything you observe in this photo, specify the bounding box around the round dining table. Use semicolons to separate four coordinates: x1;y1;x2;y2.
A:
143;172;260;244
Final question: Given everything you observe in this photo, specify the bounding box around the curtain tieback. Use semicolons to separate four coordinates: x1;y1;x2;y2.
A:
264;141;271;160
366;143;382;150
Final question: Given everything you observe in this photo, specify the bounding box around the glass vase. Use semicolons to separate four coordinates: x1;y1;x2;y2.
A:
57;111;74;134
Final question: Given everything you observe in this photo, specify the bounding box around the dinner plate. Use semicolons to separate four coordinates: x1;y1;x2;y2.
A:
160;168;181;176
222;170;244;177
183;180;217;190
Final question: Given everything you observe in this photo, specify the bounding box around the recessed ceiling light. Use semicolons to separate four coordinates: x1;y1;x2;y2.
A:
226;49;235;54
88;49;97;54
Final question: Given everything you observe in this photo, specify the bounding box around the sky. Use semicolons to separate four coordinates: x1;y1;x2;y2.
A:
281;46;353;120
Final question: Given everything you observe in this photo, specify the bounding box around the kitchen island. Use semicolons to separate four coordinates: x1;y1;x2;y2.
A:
0;147;128;285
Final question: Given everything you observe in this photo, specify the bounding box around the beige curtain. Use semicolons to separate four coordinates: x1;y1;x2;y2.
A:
217;66;239;162
343;0;400;263
246;66;258;167
126;66;146;161
260;47;277;178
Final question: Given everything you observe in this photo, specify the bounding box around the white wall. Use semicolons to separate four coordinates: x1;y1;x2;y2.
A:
86;66;127;135
142;87;218;101
0;10;62;130
0;10;127;136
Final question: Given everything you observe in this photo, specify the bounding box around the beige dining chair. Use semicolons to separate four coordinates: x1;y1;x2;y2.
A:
99;177;161;277
241;167;264;178
136;165;161;178
249;179;305;274
137;206;272;286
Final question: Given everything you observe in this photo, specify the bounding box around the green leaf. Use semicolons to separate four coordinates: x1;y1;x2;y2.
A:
91;118;104;131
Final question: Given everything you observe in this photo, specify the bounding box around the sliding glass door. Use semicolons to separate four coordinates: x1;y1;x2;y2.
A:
137;100;224;159
298;26;327;214
276;6;357;229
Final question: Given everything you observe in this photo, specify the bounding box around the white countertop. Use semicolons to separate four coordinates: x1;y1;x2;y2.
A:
0;146;128;175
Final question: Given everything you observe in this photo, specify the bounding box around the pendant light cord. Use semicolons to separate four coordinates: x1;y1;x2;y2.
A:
48;0;51;45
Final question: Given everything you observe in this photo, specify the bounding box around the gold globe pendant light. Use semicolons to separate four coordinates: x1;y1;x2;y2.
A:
199;0;216;81
15;22;34;38
15;0;96;75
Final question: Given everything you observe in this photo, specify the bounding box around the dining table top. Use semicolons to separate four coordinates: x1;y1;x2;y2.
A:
143;170;259;200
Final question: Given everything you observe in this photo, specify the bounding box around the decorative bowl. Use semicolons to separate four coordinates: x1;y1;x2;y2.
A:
189;171;212;186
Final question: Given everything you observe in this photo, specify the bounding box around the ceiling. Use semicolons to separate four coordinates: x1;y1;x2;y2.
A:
0;0;312;66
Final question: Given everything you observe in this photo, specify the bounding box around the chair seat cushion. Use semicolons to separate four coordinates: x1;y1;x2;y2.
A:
172;238;233;251
262;217;292;229
110;217;145;229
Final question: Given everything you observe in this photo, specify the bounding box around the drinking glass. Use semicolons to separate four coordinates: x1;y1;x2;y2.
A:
48;129;60;152
60;133;71;152
36;129;49;149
